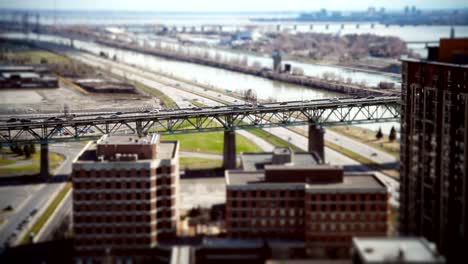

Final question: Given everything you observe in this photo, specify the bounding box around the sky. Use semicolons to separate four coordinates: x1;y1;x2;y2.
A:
1;0;467;12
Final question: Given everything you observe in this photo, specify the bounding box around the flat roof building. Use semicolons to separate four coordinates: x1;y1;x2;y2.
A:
72;134;179;263
226;148;390;259
352;237;445;264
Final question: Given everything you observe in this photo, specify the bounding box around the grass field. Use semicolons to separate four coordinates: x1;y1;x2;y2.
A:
8;49;72;64
162;131;261;154
180;157;222;169
130;79;178;109
0;158;16;166
0;151;65;175
330;126;400;158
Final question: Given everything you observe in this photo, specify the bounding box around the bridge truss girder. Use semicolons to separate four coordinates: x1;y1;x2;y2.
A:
0;102;400;146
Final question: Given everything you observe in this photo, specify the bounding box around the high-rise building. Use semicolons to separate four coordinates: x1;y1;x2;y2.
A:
72;134;179;263
225;147;389;258
399;38;468;262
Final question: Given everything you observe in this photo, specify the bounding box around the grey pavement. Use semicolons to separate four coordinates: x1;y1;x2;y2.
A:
0;142;85;249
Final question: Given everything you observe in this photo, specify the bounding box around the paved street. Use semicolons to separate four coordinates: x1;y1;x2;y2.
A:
0;142;85;248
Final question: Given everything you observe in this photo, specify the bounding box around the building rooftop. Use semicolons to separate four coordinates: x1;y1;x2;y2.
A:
230;150;386;191
76;134;177;162
226;170;386;192
97;134;159;145
241;151;320;171
352;237;446;263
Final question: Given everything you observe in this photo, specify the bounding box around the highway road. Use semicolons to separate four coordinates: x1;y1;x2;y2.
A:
36;190;72;242
0;142;84;250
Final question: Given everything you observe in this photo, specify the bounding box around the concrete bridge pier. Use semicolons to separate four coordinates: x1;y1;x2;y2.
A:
223;130;236;169
40;143;49;177
308;123;325;162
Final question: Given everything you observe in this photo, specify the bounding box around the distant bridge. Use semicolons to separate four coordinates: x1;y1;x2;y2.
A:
0;96;400;171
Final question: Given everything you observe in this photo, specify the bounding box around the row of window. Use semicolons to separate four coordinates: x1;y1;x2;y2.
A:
230;218;303;228
74;192;152;201
75;221;175;235
230;200;304;208
74;166;174;178
307;223;387;233
230;208;303;218
308;193;387;202
74;212;174;224
73;177;174;189
229;190;387;202
75;237;152;246
308;212;387;222
73;188;174;201
74;203;153;212
308;203;387;211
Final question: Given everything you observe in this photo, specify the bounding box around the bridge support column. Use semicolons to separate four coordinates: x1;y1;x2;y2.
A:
40;143;49;177
308;123;325;162
223;130;236;169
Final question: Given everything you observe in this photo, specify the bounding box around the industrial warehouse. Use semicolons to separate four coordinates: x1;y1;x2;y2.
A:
0;65;58;88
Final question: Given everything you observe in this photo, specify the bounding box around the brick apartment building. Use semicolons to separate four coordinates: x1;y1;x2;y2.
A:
399;38;468;262
72;134;179;263
225;148;389;258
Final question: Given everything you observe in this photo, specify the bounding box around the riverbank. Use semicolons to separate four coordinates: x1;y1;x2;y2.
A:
95;37;395;96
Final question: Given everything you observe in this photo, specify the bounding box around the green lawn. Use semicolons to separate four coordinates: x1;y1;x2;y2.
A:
0;152;65;175
131;80;178;109
12;50;72;64
190;100;205;107
0;158;16;166
180;157;222;169
20;183;71;245
162;131;261;154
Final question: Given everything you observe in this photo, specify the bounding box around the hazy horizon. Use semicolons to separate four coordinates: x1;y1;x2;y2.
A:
1;0;468;12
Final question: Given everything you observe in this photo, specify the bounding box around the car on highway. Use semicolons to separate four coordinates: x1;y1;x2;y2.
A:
367;96;375;99
6;118;18;123
115;112;122;115
20;119;32;123
280;102;288;105
150;109;159;114
257;105;265;108
30;208;38;216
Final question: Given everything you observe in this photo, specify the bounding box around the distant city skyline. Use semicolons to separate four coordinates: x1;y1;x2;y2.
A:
1;0;468;12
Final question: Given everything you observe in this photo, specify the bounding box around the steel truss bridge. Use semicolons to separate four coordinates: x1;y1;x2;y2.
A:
0;96;401;146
